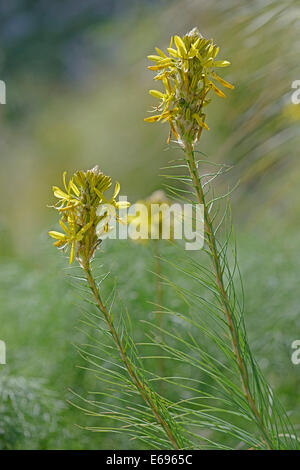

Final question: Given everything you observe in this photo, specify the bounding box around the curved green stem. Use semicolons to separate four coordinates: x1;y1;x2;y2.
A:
80;257;182;450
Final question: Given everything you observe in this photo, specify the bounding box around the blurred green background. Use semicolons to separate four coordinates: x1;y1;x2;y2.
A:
0;0;299;449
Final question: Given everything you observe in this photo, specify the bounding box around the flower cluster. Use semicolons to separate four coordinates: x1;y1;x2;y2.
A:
49;166;129;264
145;28;234;145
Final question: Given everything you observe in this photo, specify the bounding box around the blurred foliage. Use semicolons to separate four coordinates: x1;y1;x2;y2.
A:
0;234;299;448
0;372;63;449
0;0;300;449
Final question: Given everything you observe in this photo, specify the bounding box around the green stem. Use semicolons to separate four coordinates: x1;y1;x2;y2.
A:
184;139;274;450
80;257;181;450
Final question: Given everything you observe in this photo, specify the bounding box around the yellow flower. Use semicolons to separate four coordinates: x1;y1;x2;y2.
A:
49;214;93;264
52;172;80;212
145;28;234;144
95;181;130;218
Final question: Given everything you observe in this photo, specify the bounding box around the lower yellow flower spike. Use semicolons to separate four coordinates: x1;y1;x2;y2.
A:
49;168;130;265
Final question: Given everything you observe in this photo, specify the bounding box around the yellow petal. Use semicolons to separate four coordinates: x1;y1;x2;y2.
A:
77;220;93;238
212;46;219;58
49;231;67;240
210;82;226;98
144;115;161;123
113;181;120;199
192;37;201;49
212;73;234;89
69;180;80;196
63;171;68;192
59;219;69;234
155;47;167;58
53;239;66;248
147;54;162;62
174;35;187;56
203;57;214;67
148;63;172;71
168;119;179;140
167;47;179;58
94;187;108;203
149;89;165;99
53;187;69;199
192;113;210;130
213;60;230;67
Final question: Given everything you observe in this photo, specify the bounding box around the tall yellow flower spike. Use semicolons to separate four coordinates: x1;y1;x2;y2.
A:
145;28;234;144
49;166;129;264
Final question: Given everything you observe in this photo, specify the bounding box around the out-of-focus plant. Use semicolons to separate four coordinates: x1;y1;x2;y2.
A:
129;189;175;388
130;190;173;308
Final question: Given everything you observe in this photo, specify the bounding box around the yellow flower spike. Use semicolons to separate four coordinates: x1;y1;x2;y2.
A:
169;36;173;48
145;28;233;143
49;167;129;264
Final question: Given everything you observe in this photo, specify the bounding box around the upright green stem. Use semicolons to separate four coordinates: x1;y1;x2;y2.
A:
80;257;181;450
184;139;274;449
